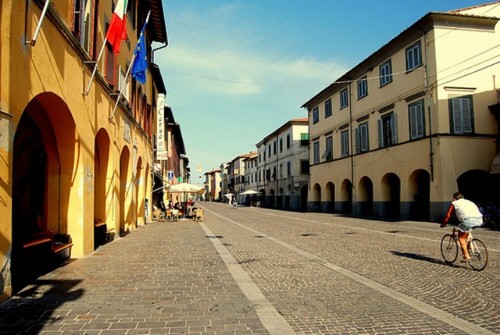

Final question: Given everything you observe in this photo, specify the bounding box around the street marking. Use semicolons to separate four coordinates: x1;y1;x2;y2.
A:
200;222;296;335
205;208;496;335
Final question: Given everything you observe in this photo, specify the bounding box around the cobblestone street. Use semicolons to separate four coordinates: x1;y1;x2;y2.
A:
1;202;498;334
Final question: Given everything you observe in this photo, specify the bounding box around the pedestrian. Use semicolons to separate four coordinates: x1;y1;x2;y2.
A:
441;192;483;262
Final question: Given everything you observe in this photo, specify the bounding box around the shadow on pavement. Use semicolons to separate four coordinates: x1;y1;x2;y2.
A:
390;250;461;268
0;279;83;334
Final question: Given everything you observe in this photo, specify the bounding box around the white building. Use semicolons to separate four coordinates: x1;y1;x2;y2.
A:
256;118;309;210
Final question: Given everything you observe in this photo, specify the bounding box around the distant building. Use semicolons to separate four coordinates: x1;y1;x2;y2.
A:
204;169;222;201
302;3;500;220
230;152;257;199
256;118;309;210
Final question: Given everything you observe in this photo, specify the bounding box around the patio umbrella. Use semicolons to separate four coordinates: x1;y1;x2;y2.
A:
168;183;205;218
240;190;261;195
168;183;205;195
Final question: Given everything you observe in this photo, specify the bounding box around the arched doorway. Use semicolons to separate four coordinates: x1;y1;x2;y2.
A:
12;93;76;293
357;177;373;216
300;185;308;212
119;147;131;235
408;170;430;221
135;156;144;227
325;182;335;213
310;183;321;212
340;179;353;214
457;170;491;202
381;173;401;218
94;129;111;249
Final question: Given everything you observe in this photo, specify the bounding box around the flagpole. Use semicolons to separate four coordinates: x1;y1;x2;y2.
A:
84;40;107;96
109;11;151;119
109;53;137;119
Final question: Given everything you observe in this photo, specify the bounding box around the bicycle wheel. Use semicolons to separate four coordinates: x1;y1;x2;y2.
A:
468;238;488;271
441;234;458;263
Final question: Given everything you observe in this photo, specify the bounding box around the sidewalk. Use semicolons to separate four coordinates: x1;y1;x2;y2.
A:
0;220;271;334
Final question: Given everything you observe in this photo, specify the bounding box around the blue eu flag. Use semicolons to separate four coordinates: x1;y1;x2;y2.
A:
132;22;147;84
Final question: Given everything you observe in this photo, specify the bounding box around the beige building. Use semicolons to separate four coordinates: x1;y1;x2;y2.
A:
204;169;222;201
302;3;500;221
229;152;256;199
256;118;310;210
0;0;170;299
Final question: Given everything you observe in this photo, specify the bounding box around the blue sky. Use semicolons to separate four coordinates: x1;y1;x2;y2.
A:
156;0;492;184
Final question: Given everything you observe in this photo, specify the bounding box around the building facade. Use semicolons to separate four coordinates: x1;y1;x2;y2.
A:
0;0;170;299
204;169;222;202
256;118;310;210
302;3;500;221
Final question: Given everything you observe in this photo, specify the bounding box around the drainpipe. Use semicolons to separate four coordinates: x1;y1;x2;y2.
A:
348;82;356;213
418;25;434;181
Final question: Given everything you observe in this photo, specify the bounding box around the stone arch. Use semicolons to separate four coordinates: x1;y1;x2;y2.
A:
12;92;76;292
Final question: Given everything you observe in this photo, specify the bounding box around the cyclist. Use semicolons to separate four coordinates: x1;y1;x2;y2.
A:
441;192;483;262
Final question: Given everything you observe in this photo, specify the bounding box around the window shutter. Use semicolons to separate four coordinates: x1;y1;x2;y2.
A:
391;113;398;144
461;98;472;133
361;124;368;151
416;103;424;137
355;128;360;153
452;99;464;134
378;119;383;148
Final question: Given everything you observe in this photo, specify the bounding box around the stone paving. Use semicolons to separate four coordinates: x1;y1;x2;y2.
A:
0;202;498;334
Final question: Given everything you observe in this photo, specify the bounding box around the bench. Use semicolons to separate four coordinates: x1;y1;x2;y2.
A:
22;231;73;259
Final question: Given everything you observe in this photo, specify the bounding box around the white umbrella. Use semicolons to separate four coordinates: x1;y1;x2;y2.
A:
168;183;204;195
224;193;234;199
240;190;260;195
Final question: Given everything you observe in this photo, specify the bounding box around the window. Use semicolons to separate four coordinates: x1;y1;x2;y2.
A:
357;77;368;99
340;88;349;109
286;134;291;149
378;113;398;148
409;99;425;140
450;95;474;134
279;138;283;152
325;98;332;118
406;41;422;71
340;130;349;157
300;160;310;174
105;40;116;86
313;141;320;164
312;107;319;124
273;141;277;155
73;0;95;53
355;122;369;153
300;133;309;146
322;135;333;161
287;161;291;176
268;144;271;157
379;60;392;86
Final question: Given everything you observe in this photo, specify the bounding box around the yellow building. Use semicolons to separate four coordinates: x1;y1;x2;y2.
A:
302;3;500;221
0;0;168;298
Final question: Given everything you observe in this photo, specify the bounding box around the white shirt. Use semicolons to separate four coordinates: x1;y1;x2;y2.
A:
452;198;482;221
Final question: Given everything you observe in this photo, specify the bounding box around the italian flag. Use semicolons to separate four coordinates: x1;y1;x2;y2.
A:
106;0;128;54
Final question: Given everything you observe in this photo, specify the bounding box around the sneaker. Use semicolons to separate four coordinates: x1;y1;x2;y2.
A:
460;258;471;263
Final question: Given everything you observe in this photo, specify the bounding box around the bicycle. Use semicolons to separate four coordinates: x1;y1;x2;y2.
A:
440;226;488;271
